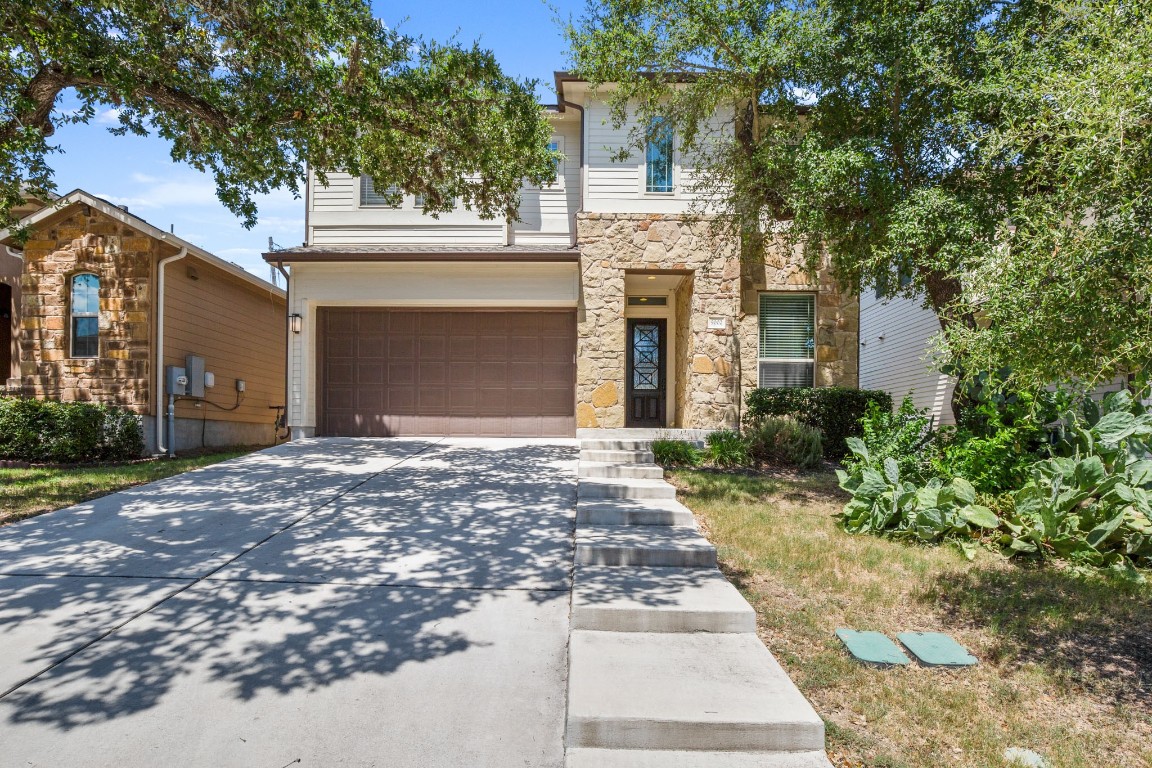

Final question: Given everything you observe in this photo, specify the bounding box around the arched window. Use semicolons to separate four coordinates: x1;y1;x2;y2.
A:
70;274;100;358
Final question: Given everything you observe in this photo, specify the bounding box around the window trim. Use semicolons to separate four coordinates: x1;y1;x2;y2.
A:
69;272;100;359
757;292;816;389
642;116;676;196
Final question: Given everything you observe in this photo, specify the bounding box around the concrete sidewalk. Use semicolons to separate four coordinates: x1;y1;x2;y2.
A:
0;438;578;768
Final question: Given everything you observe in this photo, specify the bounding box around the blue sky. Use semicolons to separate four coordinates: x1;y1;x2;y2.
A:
46;0;587;282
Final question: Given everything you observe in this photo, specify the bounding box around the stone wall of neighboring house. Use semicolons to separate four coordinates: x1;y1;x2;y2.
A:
17;210;153;413
575;212;858;429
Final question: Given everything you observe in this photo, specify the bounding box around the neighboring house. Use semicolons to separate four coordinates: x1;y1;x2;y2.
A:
0;190;287;453
265;72;859;439
861;291;1135;427
859;291;957;426
1;190;58;385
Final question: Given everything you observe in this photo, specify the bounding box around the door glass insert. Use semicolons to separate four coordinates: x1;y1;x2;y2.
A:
632;323;660;391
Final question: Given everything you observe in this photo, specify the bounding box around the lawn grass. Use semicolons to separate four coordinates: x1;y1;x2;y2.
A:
0;449;256;526
670;467;1152;768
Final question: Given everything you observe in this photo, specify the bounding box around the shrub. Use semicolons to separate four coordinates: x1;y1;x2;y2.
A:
744;386;893;458
705;429;749;468
0;398;144;463
745;416;824;470
836;389;1152;574
650;438;702;467
842;397;937;484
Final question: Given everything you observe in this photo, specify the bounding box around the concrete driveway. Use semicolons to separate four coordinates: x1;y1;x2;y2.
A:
0;438;578;767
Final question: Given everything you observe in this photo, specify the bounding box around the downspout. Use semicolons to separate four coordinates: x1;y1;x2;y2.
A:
4;246;24;261
155;247;187;455
559;98;586;241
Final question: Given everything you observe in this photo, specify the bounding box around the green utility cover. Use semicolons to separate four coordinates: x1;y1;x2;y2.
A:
897;632;978;667
835;629;910;667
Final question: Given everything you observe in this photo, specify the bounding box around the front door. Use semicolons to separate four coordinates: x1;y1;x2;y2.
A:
626;318;666;428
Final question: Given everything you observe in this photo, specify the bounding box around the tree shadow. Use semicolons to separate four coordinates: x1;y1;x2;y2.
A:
0;438;578;737
925;564;1152;709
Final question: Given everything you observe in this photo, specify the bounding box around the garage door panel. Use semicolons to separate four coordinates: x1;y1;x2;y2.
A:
320;309;575;437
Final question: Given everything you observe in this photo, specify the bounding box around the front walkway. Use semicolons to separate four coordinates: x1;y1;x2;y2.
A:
0;438;577;767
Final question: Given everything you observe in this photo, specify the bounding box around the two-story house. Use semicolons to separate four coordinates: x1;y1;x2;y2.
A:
264;73;859;438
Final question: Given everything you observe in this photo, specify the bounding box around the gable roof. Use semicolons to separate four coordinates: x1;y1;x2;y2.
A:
0;189;285;299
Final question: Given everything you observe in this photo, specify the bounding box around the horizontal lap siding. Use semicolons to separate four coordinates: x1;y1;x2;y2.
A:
319;308;576;437
164;259;286;425
859;292;955;426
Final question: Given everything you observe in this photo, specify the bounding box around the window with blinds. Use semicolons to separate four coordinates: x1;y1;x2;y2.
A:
758;293;815;388
360;176;399;207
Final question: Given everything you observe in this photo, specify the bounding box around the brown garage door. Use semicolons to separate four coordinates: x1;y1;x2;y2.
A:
319;308;576;437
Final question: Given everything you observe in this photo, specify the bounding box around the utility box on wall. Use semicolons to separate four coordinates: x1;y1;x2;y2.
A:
166;365;188;396
185;355;206;398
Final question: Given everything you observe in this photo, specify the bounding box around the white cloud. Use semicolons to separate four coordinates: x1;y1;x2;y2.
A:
96;107;123;125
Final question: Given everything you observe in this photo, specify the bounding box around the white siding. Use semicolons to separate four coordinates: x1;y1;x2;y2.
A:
859;291;956;426
512;118;581;245
583;97;730;215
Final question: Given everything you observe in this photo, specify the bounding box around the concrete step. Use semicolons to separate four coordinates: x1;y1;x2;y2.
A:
566;749;834;768
578;477;676;500
566;631;826;752
576;499;696;527
573;566;756;633
576;526;717;568
579;439;655;452
578;461;664;480
580;448;655;464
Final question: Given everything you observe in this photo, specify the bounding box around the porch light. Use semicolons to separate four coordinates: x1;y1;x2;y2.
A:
289;313;302;334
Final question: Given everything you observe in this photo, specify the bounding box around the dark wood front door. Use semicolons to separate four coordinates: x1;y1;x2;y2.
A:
626;318;666;428
0;284;10;382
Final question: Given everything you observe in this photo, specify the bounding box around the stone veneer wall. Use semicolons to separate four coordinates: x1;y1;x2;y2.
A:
576;213;858;429
17;210;154;413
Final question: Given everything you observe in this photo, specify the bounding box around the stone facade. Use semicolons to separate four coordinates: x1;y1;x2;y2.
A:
576;213;858;429
16;210;154;413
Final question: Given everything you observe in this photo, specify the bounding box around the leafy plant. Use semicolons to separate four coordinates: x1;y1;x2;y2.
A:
744;387;892;458
745;416;824;470
837;438;999;556
650;438;702;468
842;397;936;484
705;429;749;468
1002;390;1152;572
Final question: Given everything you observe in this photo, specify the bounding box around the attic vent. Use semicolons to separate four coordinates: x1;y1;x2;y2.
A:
186;265;199;281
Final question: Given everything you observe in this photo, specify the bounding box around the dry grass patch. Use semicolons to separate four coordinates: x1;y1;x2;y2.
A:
670;468;1152;768
0;449;256;526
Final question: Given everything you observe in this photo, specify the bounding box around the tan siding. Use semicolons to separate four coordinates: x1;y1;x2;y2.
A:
163;257;286;426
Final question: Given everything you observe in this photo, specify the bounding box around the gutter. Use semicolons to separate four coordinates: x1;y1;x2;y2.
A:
155;246;187;455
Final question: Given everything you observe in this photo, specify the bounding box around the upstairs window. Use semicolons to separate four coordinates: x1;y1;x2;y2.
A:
360;176;399;207
758;293;815;388
546;138;565;188
645;117;674;193
70;273;100;358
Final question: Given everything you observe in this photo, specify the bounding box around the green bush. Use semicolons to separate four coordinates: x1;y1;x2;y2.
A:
836;389;1152;575
650;438;702;467
745;416;824;470
705;429;749;468
842;397;937;484
0;398;144;463
744;386;893;458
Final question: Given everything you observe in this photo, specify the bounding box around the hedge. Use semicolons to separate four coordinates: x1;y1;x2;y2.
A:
0;397;145;463
744;387;893;458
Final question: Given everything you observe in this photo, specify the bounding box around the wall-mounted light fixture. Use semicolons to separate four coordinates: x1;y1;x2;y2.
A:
289;313;302;334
